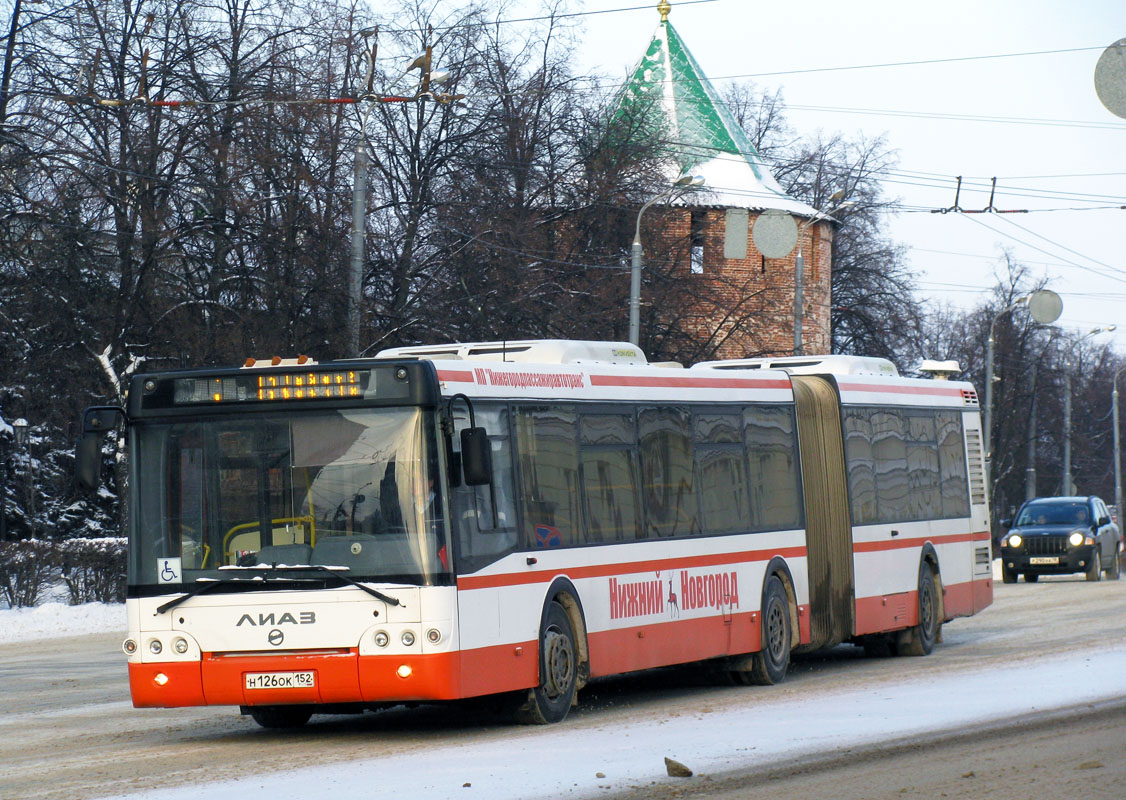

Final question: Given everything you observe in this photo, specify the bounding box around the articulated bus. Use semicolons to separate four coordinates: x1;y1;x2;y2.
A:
76;340;992;728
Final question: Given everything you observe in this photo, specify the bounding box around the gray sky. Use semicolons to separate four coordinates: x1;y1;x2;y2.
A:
572;0;1126;353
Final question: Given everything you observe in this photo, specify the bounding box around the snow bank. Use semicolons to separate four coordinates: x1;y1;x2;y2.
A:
0;601;124;643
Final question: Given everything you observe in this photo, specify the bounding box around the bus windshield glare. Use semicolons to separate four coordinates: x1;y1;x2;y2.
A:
130;407;448;587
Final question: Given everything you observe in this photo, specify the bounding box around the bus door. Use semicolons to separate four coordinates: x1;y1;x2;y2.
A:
792;376;855;649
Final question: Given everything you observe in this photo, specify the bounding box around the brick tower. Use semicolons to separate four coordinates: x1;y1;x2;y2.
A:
615;1;833;358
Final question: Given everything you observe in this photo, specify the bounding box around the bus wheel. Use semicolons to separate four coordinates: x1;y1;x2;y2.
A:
900;562;940;657
515;602;577;724
749;576;791;685
861;634;895;658
248;705;313;729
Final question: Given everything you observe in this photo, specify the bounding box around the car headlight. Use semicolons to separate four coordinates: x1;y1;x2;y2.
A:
1069;531;1085;547
1006;534;1023;548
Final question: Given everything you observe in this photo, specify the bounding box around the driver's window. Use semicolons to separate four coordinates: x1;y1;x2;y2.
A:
451;403;517;572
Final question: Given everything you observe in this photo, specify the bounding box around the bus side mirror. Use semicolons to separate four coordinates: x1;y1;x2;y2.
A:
460;428;492;486
75;433;103;492
75;406;124;492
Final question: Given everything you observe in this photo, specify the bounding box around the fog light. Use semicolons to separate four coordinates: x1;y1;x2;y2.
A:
1069;532;1084;547
148;639;163;655
123;638;138;655
426;628;441;644
154;672;169;686
374;631;389;647
396;664;412;679
401;630;416;647
173;637;189;654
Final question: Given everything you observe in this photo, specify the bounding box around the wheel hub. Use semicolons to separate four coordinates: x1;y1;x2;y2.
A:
543;629;574;698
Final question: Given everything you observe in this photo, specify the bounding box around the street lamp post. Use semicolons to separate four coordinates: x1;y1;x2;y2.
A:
12;418;27;539
984;296;1030;464
1061;325;1116;495
1114;366;1126;521
793;196;855;356
982;289;1063;465
629;174;704;346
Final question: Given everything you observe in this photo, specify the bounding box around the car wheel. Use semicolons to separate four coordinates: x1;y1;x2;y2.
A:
1001;562;1017;584
1086;547;1102;582
1105;544;1121;580
1024;572;1039;583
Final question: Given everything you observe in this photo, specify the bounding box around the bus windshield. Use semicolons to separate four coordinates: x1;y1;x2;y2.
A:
130;407;448;587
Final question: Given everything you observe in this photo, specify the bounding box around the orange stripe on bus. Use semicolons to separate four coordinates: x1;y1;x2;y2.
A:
852;531;988;553
837;382;965;397
457;546;808;591
437;369;476;382
590;375;792;390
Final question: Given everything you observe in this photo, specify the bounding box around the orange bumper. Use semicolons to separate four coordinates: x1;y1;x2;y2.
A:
129;650;466;708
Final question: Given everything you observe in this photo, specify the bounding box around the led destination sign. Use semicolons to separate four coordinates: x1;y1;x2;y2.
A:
173;370;367;405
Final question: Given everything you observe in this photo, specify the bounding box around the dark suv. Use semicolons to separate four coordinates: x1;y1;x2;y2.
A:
999;496;1122;583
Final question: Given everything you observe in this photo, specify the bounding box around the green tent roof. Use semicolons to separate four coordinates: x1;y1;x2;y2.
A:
613;14;815;215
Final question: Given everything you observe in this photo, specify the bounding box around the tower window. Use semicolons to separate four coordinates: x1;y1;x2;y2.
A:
690;211;706;274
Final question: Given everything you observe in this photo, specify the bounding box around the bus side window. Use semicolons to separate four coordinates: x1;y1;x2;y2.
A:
843;408;878;525
639;406;699;538
579;412;641;543
451;404;517;572
936;411;970;518
693;410;747;535
744;405;802;531
514;406;582;548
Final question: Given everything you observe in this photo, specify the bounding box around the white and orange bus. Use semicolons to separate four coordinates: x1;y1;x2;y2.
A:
76;340;992;728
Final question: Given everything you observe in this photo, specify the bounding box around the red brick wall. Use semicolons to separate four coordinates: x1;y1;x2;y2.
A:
648;208;832;359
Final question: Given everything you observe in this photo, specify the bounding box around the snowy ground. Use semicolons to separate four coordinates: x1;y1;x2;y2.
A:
4;590;1125;800
0;601;123;643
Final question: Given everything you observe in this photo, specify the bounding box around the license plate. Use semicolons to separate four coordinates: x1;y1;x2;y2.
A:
245;671;315;690
1029;556;1059;565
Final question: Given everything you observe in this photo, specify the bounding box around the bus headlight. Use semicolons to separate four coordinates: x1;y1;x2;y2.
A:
1006;534;1022;548
401;630;416;647
148;639;163;655
374;631;389;647
173;637;189;654
123;638;138;655
426;628;442;644
1069;531;1085;547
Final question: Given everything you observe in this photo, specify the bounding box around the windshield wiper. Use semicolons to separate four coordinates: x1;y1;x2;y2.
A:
300;565;403;607
155;578;232;615
154;565;403;614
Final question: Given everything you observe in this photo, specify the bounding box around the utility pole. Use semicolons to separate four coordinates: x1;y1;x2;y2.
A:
347;146;367;357
345;32;461;357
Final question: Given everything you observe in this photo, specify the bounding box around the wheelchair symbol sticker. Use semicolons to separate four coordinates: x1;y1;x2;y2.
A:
158;558;182;584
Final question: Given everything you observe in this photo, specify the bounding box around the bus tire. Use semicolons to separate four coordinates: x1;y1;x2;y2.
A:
514;601;577;724
749;576;791;685
900;562;940;657
248;705;313;729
